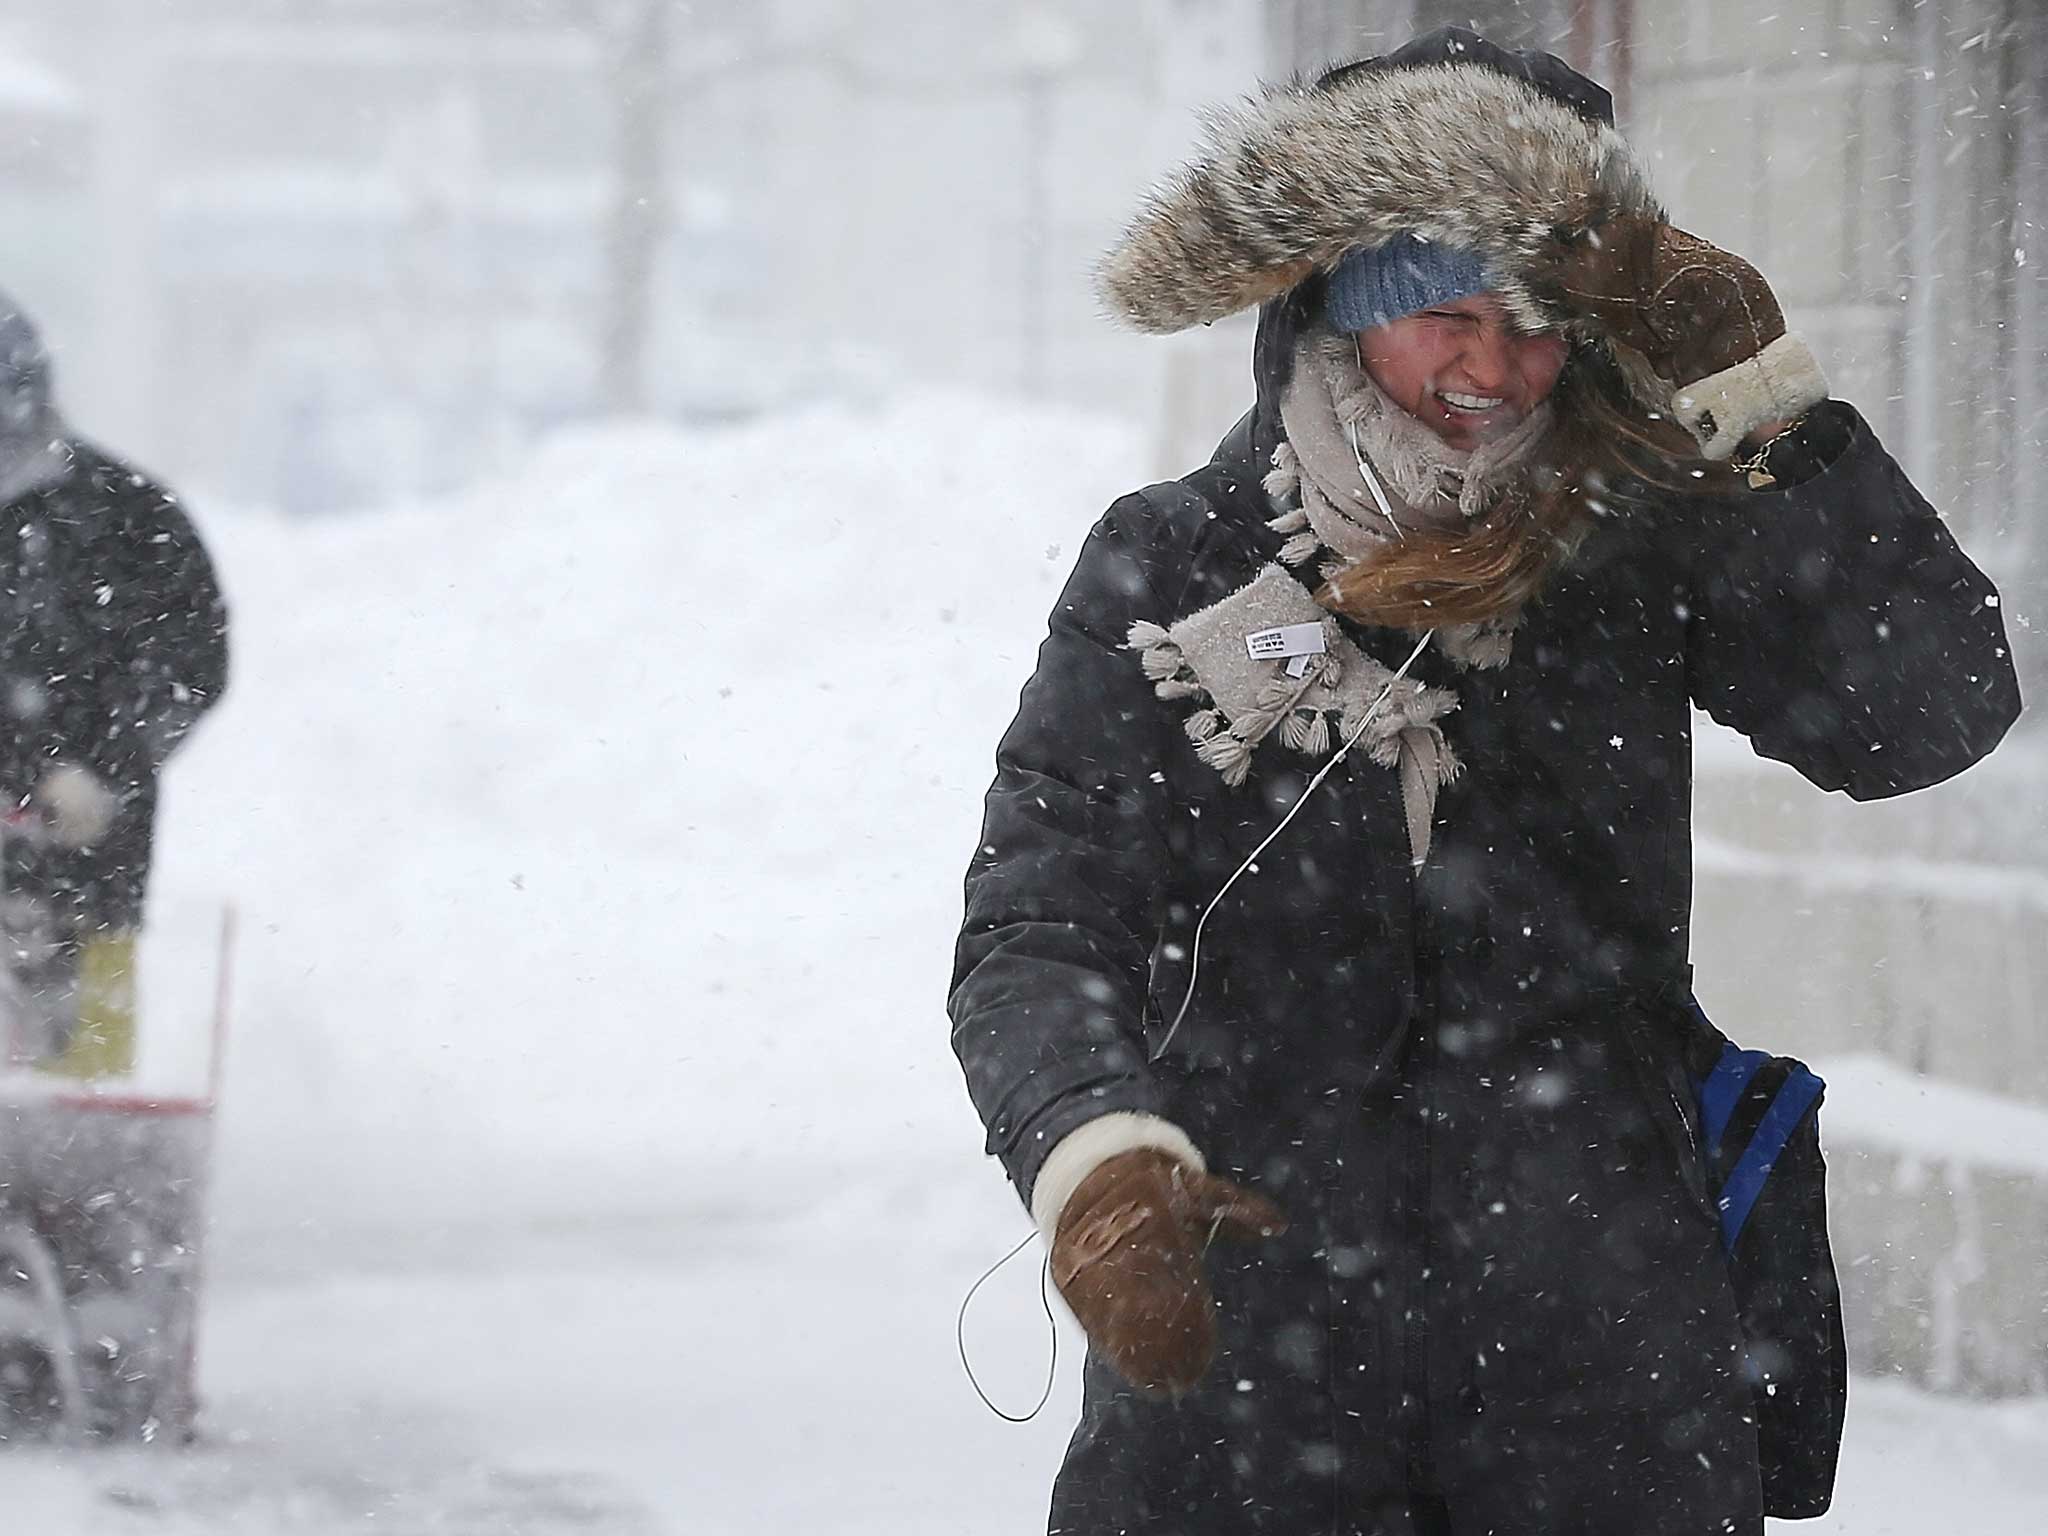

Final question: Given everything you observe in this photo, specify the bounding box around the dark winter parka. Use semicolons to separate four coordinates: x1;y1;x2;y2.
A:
0;298;227;931
948;34;2020;1536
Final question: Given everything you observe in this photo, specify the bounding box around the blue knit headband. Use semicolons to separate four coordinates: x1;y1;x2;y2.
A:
1325;235;1490;332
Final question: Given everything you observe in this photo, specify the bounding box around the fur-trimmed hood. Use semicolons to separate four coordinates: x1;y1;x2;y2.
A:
1098;31;1661;339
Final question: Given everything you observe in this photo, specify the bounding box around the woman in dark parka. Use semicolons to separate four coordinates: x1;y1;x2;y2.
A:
948;31;2020;1536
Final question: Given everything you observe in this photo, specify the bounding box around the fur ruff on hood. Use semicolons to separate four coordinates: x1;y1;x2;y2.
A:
1097;58;1662;340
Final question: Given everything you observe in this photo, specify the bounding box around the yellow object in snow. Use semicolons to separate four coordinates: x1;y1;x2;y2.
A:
41;930;139;1079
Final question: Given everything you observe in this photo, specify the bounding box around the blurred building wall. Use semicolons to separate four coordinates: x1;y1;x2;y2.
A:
0;0;623;512
0;0;1278;513
1624;0;2048;1397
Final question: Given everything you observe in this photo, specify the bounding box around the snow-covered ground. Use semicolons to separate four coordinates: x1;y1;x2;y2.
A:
18;1201;2048;1534
11;392;2048;1530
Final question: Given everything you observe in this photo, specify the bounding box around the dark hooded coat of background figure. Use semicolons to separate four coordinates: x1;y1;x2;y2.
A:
0;290;228;1075
948;29;2022;1536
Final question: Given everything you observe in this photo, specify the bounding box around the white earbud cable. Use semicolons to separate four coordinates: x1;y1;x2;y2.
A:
1150;626;1434;1062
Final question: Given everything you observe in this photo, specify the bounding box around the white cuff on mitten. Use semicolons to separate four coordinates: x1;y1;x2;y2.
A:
1671;332;1831;460
1030;1111;1205;1243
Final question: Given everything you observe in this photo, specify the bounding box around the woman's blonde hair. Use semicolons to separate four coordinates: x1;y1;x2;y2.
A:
1314;346;1741;630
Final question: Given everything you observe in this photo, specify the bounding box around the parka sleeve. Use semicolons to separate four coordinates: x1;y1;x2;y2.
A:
71;473;231;791
948;495;1181;1204
1683;401;2021;798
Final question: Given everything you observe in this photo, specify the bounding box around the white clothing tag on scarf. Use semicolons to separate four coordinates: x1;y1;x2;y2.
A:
1244;622;1325;662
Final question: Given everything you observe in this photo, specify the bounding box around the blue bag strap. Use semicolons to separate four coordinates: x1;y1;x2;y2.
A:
1717;1063;1825;1255
1699;1043;1769;1160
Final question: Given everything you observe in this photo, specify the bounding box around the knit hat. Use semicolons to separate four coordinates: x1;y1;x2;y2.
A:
1325;234;1490;332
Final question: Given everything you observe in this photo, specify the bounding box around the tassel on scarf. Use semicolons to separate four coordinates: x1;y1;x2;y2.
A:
1140;644;1185;683
1195;730;1254;786
1279;707;1337;756
1128;620;1203;699
1302;709;1332;756
1252;676;1301;712
1263;441;1301;506
1279;530;1322;567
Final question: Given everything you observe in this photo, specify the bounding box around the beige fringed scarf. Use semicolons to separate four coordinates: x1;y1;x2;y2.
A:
1127;566;1461;866
1125;323;1555;866
1258;321;1553;862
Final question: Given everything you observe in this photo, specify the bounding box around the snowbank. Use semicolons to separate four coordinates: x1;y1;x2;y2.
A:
149;389;1148;1240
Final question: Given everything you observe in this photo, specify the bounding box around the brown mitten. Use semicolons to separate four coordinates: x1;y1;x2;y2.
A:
1049;1148;1286;1398
1536;214;1827;458
1538;215;1783;385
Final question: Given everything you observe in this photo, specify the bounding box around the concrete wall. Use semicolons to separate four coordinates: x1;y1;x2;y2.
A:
1630;0;2048;1394
0;0;1279;509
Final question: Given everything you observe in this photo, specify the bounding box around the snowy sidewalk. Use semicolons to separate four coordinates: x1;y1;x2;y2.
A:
14;1161;2048;1533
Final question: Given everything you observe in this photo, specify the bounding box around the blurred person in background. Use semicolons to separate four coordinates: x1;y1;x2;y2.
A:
948;27;2020;1536
0;288;228;1077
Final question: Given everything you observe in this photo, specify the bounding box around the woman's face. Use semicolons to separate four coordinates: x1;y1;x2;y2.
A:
1354;293;1569;450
